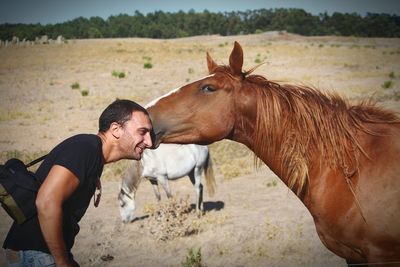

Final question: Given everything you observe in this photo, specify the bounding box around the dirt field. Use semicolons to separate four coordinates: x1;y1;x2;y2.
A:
0;32;399;266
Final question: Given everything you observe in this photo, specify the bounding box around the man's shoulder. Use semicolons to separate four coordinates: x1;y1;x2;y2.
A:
48;134;102;163
59;134;101;150
48;134;103;180
64;134;100;143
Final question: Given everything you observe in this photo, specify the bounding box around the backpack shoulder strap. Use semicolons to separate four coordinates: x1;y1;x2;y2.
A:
25;154;48;168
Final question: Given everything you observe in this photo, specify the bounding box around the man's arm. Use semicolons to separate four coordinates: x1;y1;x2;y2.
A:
36;165;80;267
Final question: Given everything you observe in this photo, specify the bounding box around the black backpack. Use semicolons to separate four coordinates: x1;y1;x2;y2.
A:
0;155;46;224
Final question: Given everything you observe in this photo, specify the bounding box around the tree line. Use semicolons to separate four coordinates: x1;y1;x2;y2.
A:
1;8;399;41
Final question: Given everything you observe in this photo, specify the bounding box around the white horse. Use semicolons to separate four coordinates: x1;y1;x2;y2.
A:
118;144;216;223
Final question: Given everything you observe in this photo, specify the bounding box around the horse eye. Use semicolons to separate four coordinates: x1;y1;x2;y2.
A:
201;85;216;93
119;198;126;207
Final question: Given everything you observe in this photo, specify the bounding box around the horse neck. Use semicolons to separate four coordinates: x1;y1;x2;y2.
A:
231;83;320;196
232;80;390;197
122;160;144;192
231;86;288;179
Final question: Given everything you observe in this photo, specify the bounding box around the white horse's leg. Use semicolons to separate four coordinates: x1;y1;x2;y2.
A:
189;168;203;214
149;178;161;201
158;176;172;199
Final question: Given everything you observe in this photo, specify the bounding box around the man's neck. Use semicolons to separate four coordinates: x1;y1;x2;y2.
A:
97;132;114;164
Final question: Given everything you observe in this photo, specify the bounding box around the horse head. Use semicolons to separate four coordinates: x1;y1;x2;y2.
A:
118;186;137;223
147;42;257;148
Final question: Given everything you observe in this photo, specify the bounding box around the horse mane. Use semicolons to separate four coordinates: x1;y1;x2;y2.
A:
250;74;399;195
213;65;400;195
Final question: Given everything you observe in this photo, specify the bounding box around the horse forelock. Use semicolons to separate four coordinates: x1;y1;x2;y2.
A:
246;75;400;196
211;65;243;80
211;63;270;81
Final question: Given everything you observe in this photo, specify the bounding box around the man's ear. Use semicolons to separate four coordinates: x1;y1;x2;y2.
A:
110;122;121;139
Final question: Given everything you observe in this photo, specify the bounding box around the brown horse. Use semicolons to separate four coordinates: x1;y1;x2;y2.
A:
146;42;400;265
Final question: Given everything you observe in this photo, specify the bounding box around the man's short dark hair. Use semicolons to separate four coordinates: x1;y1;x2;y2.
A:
98;99;148;133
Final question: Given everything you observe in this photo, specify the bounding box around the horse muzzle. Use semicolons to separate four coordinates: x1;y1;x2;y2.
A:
150;130;164;149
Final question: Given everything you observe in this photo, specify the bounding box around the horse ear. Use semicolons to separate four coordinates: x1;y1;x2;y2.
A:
229;41;243;76
207;52;218;74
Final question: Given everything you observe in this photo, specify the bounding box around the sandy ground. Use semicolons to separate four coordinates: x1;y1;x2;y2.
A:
0;32;399;266
0;167;346;267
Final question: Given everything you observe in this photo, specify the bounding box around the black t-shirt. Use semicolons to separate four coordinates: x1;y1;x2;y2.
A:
3;134;104;253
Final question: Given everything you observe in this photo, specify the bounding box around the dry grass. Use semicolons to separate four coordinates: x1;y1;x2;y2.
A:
142;196;201;241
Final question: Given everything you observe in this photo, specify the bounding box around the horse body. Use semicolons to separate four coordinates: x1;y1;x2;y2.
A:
305;126;400;262
146;42;400;264
118;143;215;223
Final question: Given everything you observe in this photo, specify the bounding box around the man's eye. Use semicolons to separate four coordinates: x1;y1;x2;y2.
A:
139;129;149;135
201;85;216;93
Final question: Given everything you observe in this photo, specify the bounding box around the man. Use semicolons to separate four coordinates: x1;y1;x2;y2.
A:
3;99;153;267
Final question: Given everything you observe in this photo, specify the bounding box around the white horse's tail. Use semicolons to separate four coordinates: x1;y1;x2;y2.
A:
204;152;216;196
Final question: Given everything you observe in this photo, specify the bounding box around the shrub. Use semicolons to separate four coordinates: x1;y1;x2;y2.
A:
266;180;278;187
181;248;203;267
112;70;126;78
382;80;394;89
143;56;153;69
80;90;89;96
254;53;263;64
144;62;153;69
71;82;80;89
389;71;395;79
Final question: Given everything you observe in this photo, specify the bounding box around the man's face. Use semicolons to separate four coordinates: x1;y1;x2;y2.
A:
119;111;153;160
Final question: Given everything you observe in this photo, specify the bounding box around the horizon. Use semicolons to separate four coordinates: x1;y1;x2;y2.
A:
0;0;399;25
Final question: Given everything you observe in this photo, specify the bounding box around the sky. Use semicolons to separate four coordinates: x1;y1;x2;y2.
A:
0;0;399;24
